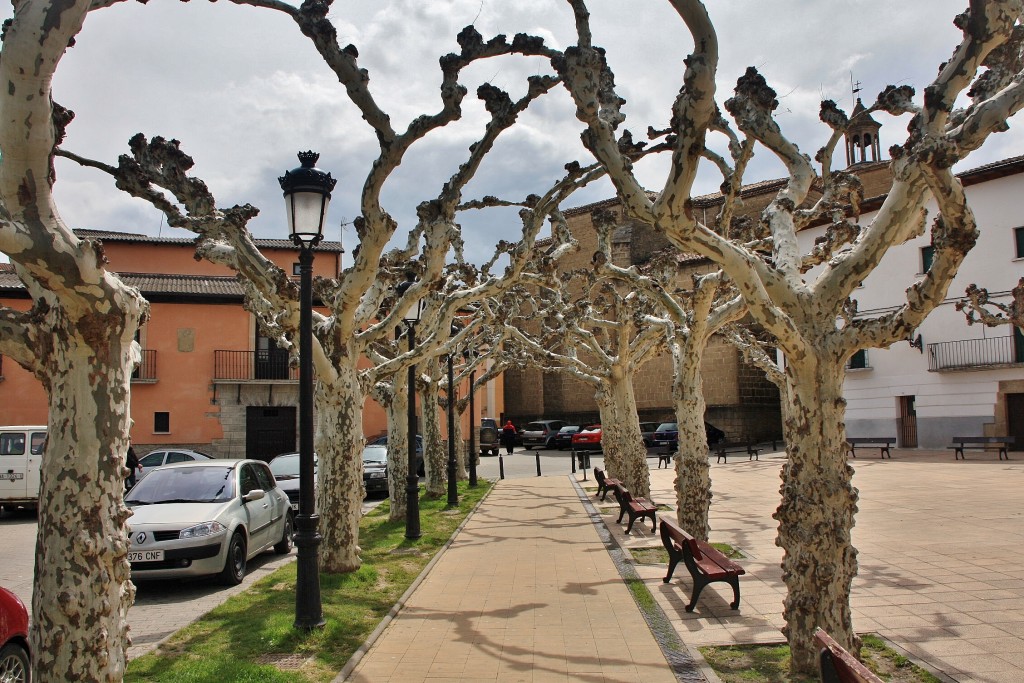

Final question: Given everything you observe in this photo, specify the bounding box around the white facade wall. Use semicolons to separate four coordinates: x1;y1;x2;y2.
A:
796;166;1024;448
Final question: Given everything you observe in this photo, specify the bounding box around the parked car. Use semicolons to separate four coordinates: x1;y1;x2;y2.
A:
124;459;293;585
653;421;726;451
136;448;213;483
366;434;424;476
640;422;661;447
521;420;567;450
479;418;500;456
0;586;29;683
571;425;603;451
268;451;318;510
554;425;581;450
362;444;389;497
0;425;47;513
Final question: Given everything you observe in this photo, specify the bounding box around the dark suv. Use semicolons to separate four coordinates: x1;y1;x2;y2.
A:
479;418;500;456
521;420;566;450
653;421;725;451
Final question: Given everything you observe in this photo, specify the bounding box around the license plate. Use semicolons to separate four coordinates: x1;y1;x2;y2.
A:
128;550;164;563
0;472;24;481
290;502;298;511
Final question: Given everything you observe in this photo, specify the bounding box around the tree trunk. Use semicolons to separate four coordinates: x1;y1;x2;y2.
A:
421;359;445;497
671;339;713;541
601;372;650;499
385;374;409;522
775;357;859;674
315;362;365;572
32;312;140;683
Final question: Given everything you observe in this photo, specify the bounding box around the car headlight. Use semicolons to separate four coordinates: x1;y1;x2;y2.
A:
180;521;226;539
366;471;386;479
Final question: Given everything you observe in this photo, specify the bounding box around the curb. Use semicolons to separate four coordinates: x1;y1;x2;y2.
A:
331;481;498;683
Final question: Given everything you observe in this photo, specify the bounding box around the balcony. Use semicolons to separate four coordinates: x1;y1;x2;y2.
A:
927;335;1024;371
214;350;297;382
131;349;157;382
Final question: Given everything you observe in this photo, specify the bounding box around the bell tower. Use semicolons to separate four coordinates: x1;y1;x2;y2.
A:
845;97;882;166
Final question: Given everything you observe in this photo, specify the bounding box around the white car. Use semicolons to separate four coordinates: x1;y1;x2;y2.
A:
136;448;213;483
125;459;293;584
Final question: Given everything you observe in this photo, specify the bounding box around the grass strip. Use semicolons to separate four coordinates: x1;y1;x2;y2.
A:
700;634;942;683
126;480;492;683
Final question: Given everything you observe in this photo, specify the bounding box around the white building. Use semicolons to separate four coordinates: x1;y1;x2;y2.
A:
797;155;1024;449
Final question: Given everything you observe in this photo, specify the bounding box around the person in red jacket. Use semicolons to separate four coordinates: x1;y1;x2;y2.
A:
500;421;517;455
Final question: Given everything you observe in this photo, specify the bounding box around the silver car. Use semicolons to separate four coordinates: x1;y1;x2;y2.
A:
125;459;293;584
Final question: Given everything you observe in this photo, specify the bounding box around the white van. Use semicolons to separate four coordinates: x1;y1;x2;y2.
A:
0;425;47;511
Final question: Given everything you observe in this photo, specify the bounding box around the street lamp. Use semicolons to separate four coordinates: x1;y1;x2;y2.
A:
446;325;459;506
462;347;478;488
396;273;423;539
280;151;335;630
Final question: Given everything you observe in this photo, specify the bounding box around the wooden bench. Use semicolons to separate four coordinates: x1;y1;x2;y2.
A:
715;442;760;463
611;483;657;535
659;517;744;611
949;436;1014;460
593;468;621;501
846;437;894;459
814;628;882;683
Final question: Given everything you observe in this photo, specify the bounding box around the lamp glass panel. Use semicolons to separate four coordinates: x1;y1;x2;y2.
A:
287;191;329;242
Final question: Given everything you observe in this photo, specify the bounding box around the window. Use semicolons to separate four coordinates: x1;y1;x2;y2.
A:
139;452;164;468
920;245;934;273
1015;227;1024;259
166;451;192;464
0;434;25;456
1015;326;1024;363
847;349;868;370
240;464;261;495
30;432;46;455
254;463;276;492
154;412;170;433
292;262;302;276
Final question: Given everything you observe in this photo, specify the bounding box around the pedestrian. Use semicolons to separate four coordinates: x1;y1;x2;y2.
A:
126;444;141;489
500;420;517;455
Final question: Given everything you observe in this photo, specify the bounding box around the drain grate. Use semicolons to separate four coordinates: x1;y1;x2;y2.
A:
255;653;310;670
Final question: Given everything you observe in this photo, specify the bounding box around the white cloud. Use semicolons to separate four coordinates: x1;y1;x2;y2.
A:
3;0;1018;265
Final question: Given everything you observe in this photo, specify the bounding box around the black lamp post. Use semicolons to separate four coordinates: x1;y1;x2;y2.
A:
462;348;477;487
396;274;422;539
446;325;458;506
280;151;335;630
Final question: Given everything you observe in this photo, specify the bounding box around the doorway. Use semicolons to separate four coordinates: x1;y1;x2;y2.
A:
897;395;918;448
255;332;290;380
246;406;296;461
1007;394;1024;451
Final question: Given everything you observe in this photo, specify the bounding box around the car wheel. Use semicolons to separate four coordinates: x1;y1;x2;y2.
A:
524;445;532;450
0;642;30;683
274;512;294;555
219;532;247;585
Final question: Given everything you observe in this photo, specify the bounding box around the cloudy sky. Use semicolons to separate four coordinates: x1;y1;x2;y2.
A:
2;0;1018;265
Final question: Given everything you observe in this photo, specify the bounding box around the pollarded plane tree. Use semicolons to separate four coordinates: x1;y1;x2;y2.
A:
591;233;745;539
0;0;150;680
507;266;666;498
59;12;604;580
550;0;1024;672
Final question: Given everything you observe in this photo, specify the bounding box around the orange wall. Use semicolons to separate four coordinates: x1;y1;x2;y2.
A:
99;241;340;279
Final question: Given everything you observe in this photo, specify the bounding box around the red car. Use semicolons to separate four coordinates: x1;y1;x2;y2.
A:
571;425;602;451
0;586;29;683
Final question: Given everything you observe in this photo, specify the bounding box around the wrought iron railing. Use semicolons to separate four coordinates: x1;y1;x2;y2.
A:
927;335;1022;371
131;349;157;381
214;350;297;381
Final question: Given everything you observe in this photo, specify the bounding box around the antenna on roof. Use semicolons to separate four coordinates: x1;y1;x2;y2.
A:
851;72;862;108
339;216;351;273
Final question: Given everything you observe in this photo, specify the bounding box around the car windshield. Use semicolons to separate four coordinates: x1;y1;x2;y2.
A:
656;423;678;432
126;465;236;505
558;427;577;434
269;454;300;478
362;446;387;464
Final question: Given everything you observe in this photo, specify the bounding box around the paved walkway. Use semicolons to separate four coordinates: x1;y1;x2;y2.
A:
345;476;680;683
344;449;1024;683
